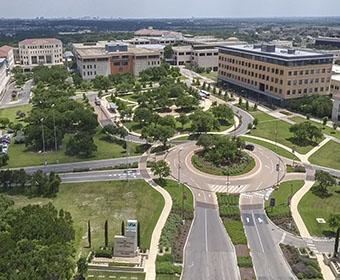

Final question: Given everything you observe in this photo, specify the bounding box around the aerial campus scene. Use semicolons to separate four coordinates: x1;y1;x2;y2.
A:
1;1;340;280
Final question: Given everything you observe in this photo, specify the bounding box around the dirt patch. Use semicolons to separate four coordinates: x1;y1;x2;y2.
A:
239;267;256;280
270;215;299;235
173;219;192;262
235;244;249;256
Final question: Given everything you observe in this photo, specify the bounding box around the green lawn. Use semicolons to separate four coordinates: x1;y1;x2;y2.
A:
265;180;305;218
0;104;32;124
201;71;218;81
289;116;340;140
299;184;340;237
88;271;145;280
224;221;247;245
156;274;180;280
123;121;143;134
6;129;147;168
248;111;323;154
309;140;340;170
7;180;165;256
240;136;299;161
154;179;194;212
120;94;140;103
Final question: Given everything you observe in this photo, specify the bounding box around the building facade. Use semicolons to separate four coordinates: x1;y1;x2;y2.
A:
218;44;333;105
0;45;14;69
18;38;63;70
332;94;340;123
73;41;161;80
331;75;340;96
0;58;9;97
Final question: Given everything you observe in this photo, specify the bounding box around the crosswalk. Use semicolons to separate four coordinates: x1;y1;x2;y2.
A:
241;192;265;199
210;184;249;193
305;239;319;253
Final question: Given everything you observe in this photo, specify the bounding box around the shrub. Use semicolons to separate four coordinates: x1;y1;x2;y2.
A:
95;248;113;258
237;256;253;268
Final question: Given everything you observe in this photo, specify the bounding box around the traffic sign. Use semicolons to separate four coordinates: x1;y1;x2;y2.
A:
270;198;276;207
288;196;291;205
276;163;280;172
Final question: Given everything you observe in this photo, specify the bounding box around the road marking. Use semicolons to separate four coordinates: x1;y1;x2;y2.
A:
205;209;208;252
252;211;265;253
280;232;286;243
198;193;201;197
256;181;263;191
265;165;269;169
246;217;250;223
257;217;263;224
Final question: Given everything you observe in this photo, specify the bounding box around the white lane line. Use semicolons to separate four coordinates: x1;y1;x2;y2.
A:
205;209;208;252
280;232;286;244
252;211;265;253
256;181;263;190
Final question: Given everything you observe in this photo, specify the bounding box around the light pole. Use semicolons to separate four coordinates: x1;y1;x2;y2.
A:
226;171;230;196
41;117;47;168
126;134;130;182
178;148;183;188
51;104;58;164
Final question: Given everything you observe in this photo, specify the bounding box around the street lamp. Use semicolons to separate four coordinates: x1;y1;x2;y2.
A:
126;134;130;182
51;104;58;164
226;171;230;196
178;148;183;188
41;117;47;168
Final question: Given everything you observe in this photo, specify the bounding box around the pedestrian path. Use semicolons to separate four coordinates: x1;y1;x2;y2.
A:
210;184;249;193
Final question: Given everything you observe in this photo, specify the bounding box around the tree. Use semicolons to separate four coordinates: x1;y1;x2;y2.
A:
329;214;340;232
211;104;234;122
0;154;9;167
289;122;323;145
333;123;338;130
164;45;174;59
245;100;249;111
334;227;340;258
88;220;91;248
238;97;243;106
77;257;88;279
104;220;108;247
66;131;97;157
323;116;328;126
121;221;125;236
253;118;258;127
315;170;336;196
253;104;257;111
190;110;220;133
151;160;170;180
0;117;10;128
178;113;189;130
133;108;153;126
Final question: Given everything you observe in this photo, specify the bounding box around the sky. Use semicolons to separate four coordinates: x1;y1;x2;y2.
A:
1;0;340;18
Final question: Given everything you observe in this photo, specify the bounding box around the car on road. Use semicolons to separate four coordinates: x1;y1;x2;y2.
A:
245;144;255;151
95;97;101;105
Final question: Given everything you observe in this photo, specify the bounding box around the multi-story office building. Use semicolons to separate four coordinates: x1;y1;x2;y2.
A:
18;38;63;70
0;45;14;69
315;37;340;49
73;41;161;80
0;58;9;97
332;94;340;123
331;75;340;96
218;44;333;105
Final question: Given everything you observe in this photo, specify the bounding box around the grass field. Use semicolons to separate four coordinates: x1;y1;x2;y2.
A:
299;184;340;237
154;179;194;212
7;180;165;255
201;71;218;81
6;129;146;168
0;104;32;125
265;180;305;218
88;271;145;280
247;111;322;154
289;116;340;140
240;136;299;161
156;274;180;280
309;140;340;170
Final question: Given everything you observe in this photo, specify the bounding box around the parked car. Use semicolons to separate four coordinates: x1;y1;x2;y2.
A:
95;97;101;106
245;144;255;151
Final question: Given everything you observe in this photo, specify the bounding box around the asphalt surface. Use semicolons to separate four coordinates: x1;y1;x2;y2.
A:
15;156;141;174
0;80;33;109
60;169;142;183
182;206;239;280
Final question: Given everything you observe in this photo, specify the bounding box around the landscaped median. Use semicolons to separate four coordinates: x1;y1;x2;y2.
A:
217;193;256;279
264;180;305;235
154;179;194;280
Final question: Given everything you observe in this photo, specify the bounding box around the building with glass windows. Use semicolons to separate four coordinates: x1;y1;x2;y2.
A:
218;44;333;105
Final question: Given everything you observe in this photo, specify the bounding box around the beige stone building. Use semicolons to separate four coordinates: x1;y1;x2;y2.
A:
73;41;161;80
218;44;333;105
18;38;63;70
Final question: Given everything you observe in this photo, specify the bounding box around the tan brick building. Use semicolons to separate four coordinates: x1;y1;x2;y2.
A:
218;44;333;105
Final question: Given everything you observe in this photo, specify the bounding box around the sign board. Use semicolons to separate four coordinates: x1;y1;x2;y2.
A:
288;196;291;206
127;220;138;232
270;198;276;207
183;192;187;200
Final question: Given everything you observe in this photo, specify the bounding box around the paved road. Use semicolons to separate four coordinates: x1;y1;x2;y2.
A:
14;156;141;174
0;80;33;109
242;208;295;280
60;169;142;183
182;206;239;280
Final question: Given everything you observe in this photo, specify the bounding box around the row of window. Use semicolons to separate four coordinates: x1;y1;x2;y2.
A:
287;78;330;86
83;71;96;76
219;49;333;67
83;64;96;69
23;44;61;49
331;84;340;91
288;68;331;75
113;62;129;66
220;71;329;95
